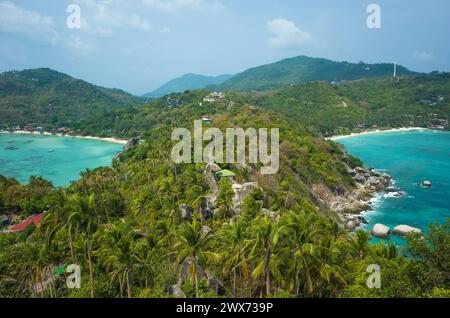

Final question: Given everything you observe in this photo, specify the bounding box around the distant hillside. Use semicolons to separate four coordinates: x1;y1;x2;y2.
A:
144;73;233;98
0;68;143;130
214;55;419;92
247;72;450;135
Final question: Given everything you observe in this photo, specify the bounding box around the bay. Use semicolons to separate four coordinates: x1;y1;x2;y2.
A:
0;134;123;187
337;130;450;246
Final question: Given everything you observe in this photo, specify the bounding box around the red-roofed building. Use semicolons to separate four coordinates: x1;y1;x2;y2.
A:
10;213;45;232
201;115;211;122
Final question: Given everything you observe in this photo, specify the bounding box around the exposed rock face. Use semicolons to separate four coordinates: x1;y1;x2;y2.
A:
201;225;212;236
204;163;220;193
179;204;192;222
313;165;392;232
206;162;221;173
371;223;391;238
124;137;140;151
168;284;186;298
393;225;422;237
261;208;280;223
230;215;240;225
345;220;356;231
176;257;225;296
232;182;259;214
205;270;225;296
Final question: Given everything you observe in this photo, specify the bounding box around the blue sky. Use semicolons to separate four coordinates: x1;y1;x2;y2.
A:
0;0;449;95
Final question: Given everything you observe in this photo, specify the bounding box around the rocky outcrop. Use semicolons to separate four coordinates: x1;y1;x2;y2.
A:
232;182;259;213
204;270;225;296
313;166;392;232
201;225;212;236
371;223;390;238
393;225;422;237
124;137;140;151
168;284;186;298
261;208;280;223
179;204;192;222
204;163;220;193
176;257;225;296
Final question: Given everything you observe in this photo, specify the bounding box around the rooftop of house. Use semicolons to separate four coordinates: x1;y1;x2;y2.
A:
215;169;236;178
10;213;45;232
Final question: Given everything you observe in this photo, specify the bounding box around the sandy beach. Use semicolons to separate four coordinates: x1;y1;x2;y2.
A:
0;130;128;145
327;127;427;141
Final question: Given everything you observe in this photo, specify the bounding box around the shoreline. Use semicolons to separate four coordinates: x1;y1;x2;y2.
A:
327;127;427;141
0;131;128;145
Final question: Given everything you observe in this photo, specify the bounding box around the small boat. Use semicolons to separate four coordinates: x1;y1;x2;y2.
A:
49;149;55;153
4;146;19;151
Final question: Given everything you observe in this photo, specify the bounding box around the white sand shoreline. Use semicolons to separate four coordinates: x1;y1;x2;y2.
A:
0;130;128;145
327;127;427;141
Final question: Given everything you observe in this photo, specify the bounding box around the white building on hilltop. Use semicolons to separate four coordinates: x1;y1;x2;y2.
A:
203;92;225;103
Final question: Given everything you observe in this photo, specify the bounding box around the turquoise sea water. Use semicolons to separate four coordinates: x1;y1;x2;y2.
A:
338;130;450;246
0;134;123;187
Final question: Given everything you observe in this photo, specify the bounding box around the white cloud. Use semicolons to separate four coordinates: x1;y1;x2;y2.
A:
412;50;434;62
130;15;151;32
0;1;58;45
75;0;152;35
66;35;95;55
267;18;311;48
156;26;171;34
142;0;223;12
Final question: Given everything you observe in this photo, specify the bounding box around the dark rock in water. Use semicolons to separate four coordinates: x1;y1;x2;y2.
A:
393;225;422;237
5;146;19;151
371;223;390;238
357;216;369;224
422;181;432;188
386;187;401;193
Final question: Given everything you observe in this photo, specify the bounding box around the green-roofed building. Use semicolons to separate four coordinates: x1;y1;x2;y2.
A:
215;169;236;181
53;265;66;276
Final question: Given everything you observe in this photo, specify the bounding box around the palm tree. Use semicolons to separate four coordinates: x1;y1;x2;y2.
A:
281;211;325;295
68;194;99;298
349;229;371;260
219;222;249;297
132;229;163;289
97;222;136;298
248;216;283;297
43;189;76;260
172;216;219;298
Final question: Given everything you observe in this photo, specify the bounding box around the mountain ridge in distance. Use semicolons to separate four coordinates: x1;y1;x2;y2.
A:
210;55;419;92
144;73;233;98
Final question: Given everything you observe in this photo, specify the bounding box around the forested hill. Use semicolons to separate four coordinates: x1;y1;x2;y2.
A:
0;68;143;129
74;73;449;139
244;72;450;135
1;89;448;298
213;55;418;92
